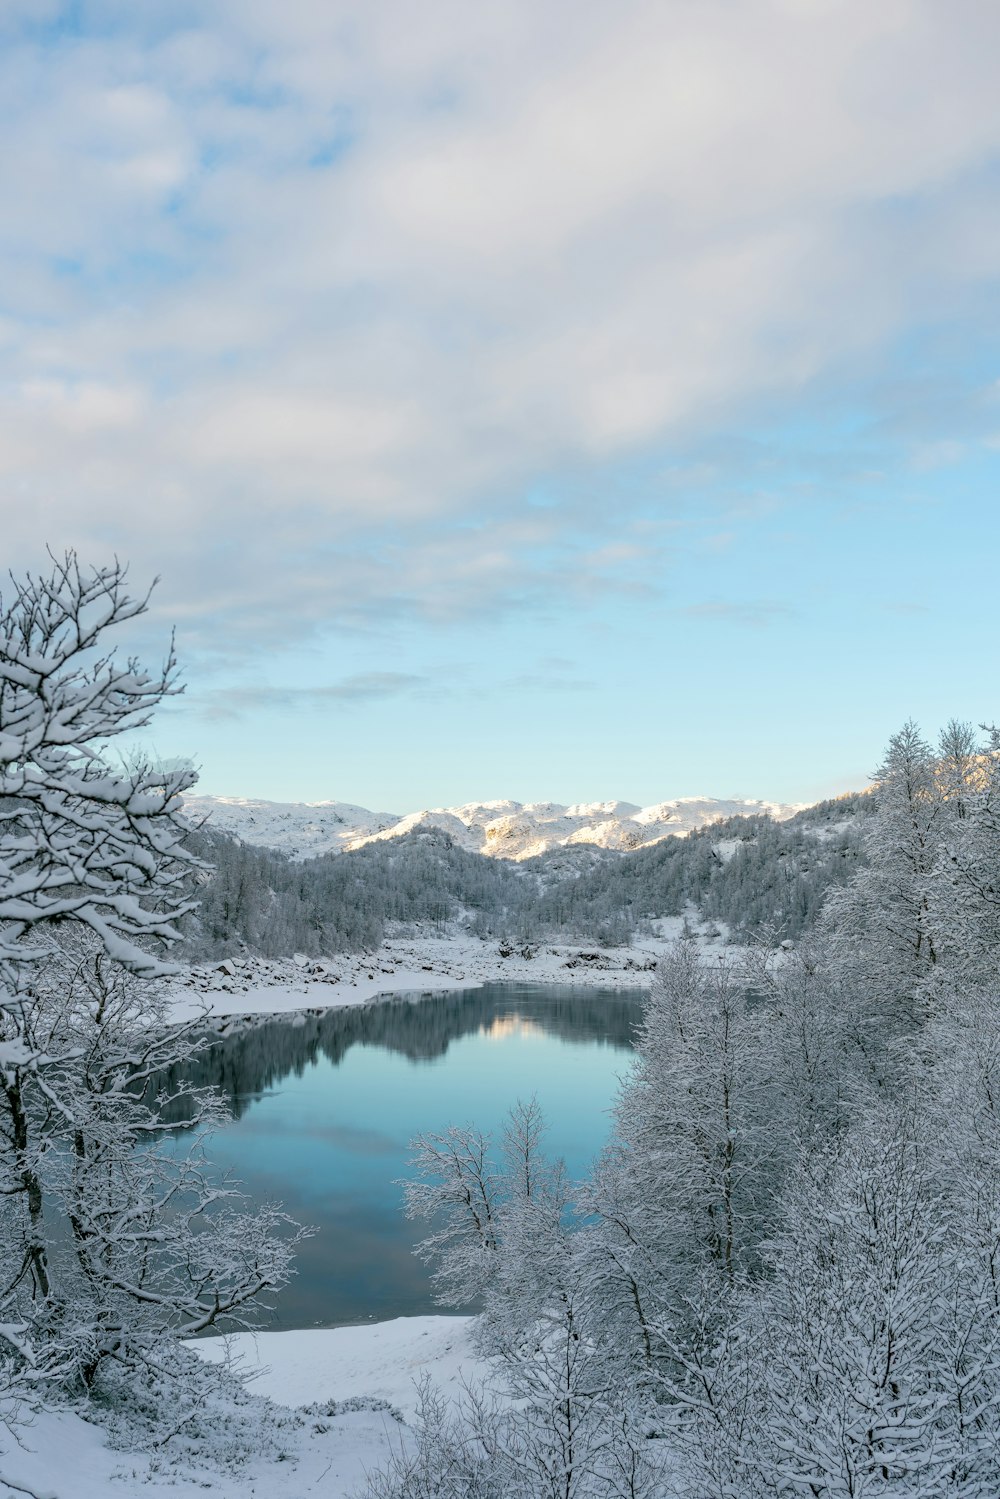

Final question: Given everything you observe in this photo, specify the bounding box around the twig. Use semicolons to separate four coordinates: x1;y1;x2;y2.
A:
0;1474;59;1499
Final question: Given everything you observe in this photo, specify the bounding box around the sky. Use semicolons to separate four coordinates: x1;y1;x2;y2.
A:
3;0;1000;812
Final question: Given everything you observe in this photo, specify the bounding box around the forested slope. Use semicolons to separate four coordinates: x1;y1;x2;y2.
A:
181;791;869;958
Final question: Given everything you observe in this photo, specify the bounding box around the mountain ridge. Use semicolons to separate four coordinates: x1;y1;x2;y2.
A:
181;793;807;862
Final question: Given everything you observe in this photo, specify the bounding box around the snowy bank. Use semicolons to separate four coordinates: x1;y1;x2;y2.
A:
0;1316;480;1499
165;922;726;1027
195;1314;482;1423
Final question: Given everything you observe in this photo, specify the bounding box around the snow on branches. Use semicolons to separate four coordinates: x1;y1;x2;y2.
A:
0;552;201;980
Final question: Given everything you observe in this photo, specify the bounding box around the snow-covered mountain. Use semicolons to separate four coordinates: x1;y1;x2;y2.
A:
181;793;806;862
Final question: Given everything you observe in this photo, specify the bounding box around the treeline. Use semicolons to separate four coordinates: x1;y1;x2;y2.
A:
181;792;867;958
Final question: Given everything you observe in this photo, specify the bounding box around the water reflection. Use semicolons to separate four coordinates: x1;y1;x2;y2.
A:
158;983;643;1125
162;984;643;1329
479;1013;548;1042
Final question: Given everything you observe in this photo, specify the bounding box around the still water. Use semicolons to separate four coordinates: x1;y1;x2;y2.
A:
172;984;643;1329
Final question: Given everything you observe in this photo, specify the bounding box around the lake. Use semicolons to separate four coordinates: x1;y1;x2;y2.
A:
169;983;644;1329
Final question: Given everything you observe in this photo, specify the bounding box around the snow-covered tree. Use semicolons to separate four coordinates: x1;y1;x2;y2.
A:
743;937;871;1142
597;943;778;1336
823;721;941;1041
363;1361;668;1499
403;1097;572;1333
0;554;303;1405
927;724;1000;990
397;1099;669;1498
675;1104;1000;1499
0;553;199;976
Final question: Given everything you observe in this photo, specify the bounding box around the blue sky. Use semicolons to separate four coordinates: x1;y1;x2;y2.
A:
4;1;1000;810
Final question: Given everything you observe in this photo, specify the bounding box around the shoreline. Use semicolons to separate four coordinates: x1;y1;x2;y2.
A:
164;921;721;1029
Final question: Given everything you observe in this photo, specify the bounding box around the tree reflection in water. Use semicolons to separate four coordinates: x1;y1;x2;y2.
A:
152;984;644;1329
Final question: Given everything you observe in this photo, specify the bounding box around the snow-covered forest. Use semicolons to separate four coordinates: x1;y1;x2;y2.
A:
4;555;1000;1497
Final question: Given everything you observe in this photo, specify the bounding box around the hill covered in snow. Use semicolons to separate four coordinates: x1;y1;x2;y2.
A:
181;793;806;862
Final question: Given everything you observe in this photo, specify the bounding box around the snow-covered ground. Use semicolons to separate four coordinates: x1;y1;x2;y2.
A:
182;790;804;861
165;923;727;1026
0;1317;480;1499
197;1315;483;1421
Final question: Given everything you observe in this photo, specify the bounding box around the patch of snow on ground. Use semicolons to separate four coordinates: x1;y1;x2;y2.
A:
806;816;858;841
196;1315;482;1423
0;1318;479;1499
713;837;744;863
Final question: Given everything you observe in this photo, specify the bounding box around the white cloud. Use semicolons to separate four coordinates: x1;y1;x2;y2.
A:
1;0;999;649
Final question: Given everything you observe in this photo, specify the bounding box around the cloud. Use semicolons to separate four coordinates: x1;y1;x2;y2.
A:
1;1;1000;649
193;671;426;718
184;656;597;721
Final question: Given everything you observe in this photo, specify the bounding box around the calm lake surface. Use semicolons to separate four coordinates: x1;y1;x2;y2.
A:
174;983;644;1329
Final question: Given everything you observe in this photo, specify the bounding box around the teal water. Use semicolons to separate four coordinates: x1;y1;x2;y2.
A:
174;983;643;1328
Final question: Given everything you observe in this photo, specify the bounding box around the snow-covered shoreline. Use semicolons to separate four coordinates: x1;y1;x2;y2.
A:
165;923;712;1028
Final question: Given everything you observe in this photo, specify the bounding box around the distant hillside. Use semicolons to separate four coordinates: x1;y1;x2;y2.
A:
181;792;869;960
181;793;807;862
